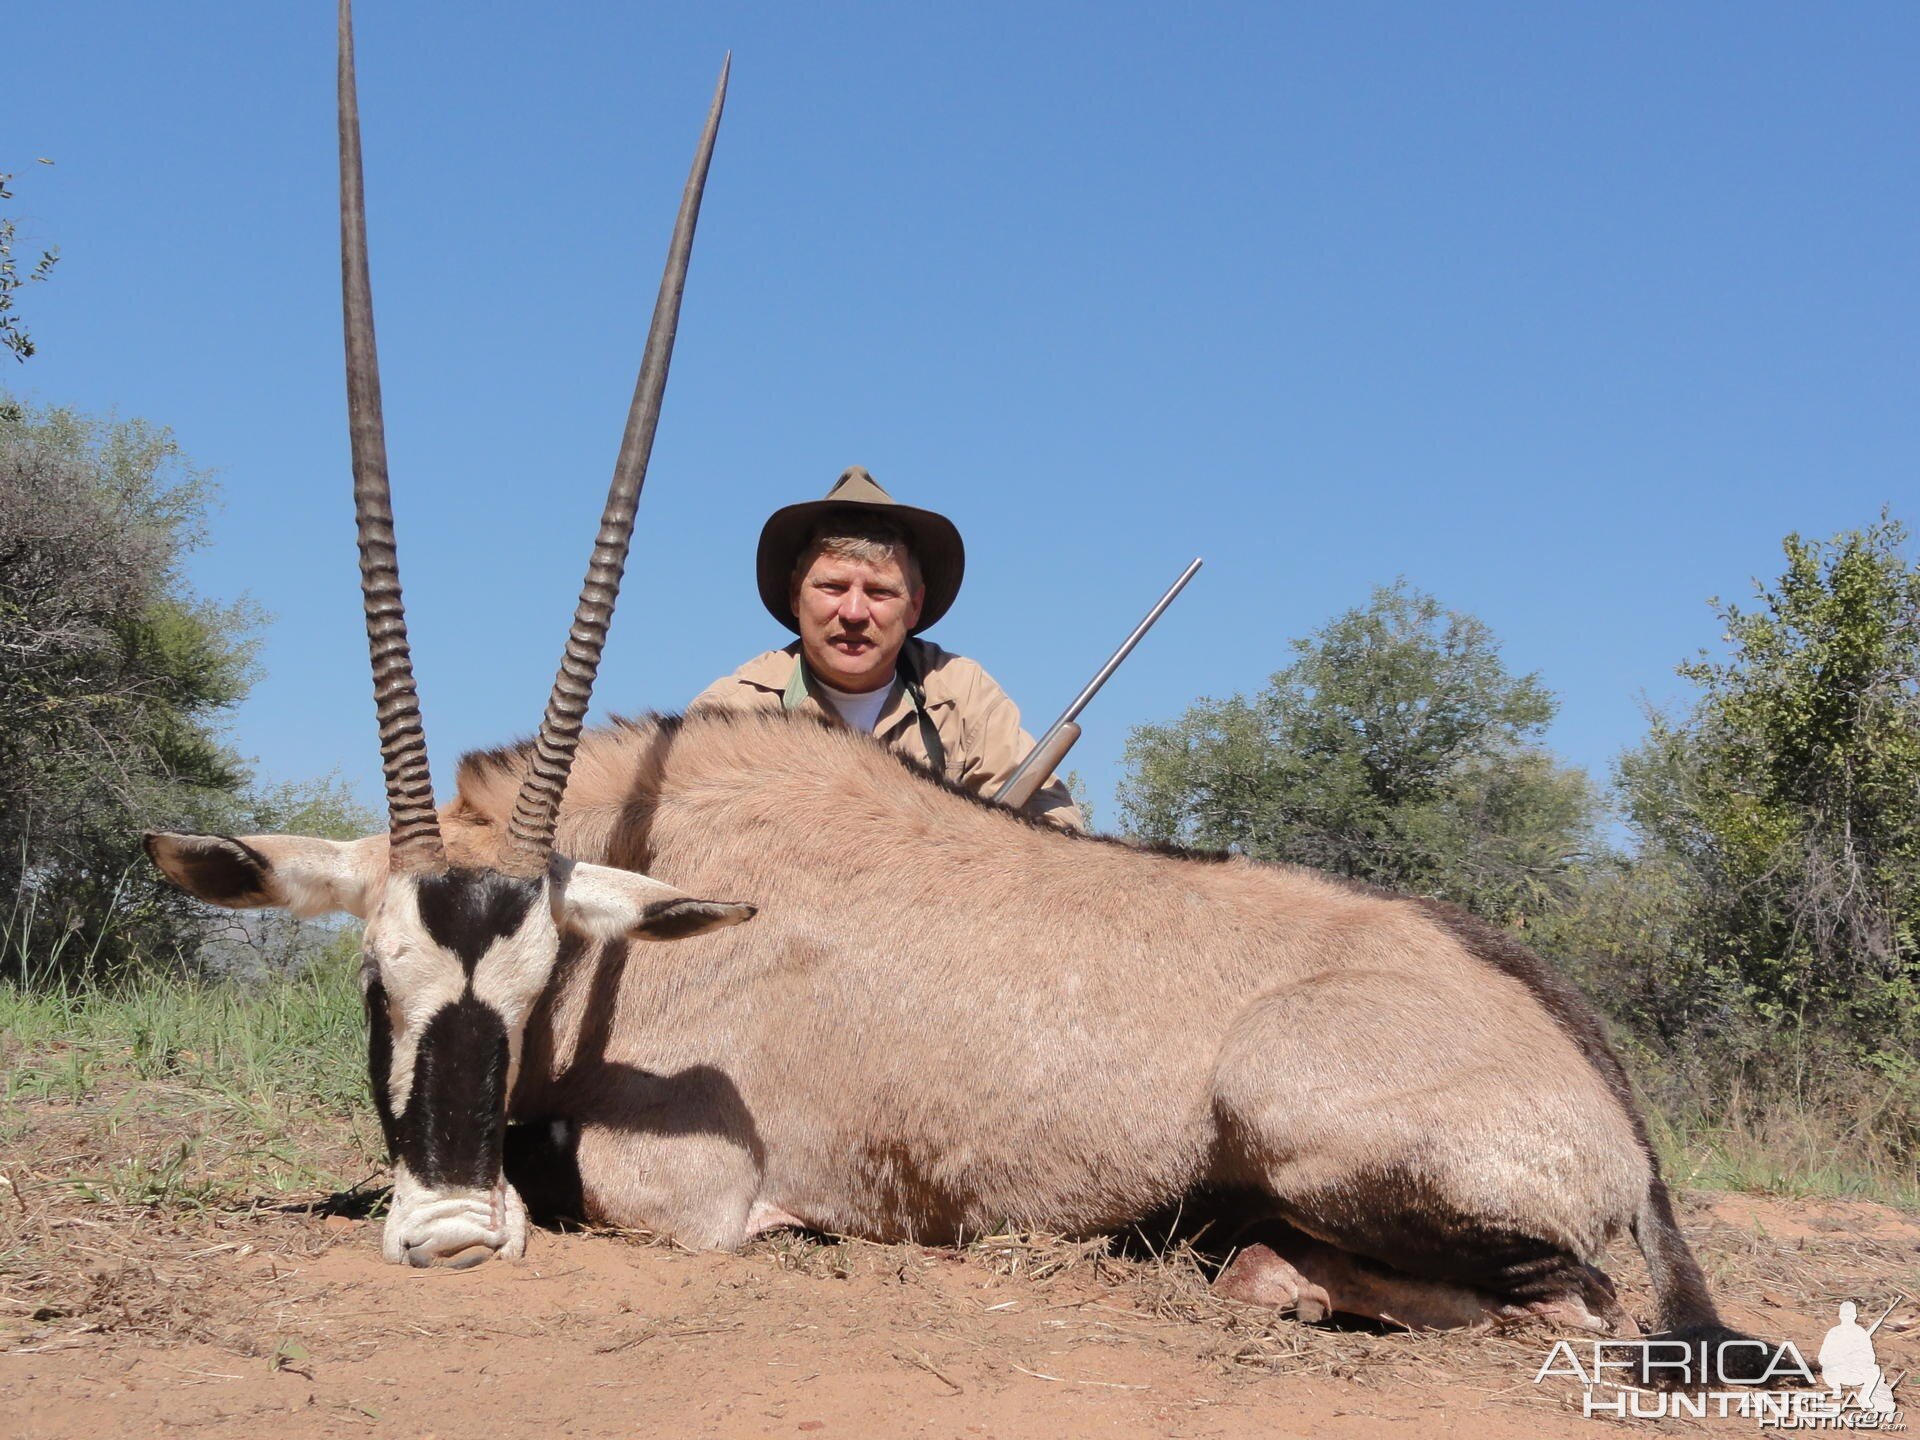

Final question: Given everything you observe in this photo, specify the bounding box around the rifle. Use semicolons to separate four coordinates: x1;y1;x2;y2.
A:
1865;1293;1907;1338
994;557;1203;811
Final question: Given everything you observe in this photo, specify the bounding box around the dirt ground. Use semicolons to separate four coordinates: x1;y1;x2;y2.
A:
4;1085;1917;1438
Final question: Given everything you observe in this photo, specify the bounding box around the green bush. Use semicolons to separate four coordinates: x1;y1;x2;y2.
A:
1119;581;1598;926
1;396;369;982
1610;516;1920;1066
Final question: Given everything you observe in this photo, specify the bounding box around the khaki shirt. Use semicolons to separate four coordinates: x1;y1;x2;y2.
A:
690;638;1085;830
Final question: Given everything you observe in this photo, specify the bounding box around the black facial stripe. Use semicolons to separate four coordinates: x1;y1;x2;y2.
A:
414;867;541;973
391;994;511;1190
362;976;401;1158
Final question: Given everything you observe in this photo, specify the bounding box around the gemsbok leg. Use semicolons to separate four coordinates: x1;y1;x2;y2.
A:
1205;968;1646;1333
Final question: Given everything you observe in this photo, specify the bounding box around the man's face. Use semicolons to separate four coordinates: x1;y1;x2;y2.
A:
791;550;925;694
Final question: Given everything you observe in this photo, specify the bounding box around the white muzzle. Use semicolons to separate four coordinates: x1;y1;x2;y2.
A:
382;1167;529;1268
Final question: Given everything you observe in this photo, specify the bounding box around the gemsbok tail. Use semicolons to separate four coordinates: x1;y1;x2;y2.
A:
1631;1172;1795;1387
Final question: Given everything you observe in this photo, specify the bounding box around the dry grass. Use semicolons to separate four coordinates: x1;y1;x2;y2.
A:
0;1063;376;1358
719;1224;1548;1394
1654;1081;1920;1210
707;1204;1914;1394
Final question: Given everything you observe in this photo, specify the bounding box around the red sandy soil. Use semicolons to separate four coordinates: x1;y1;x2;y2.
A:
4;1062;1916;1438
4;1187;1915;1440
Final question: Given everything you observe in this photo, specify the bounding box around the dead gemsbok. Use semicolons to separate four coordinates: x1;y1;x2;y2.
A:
146;4;1779;1380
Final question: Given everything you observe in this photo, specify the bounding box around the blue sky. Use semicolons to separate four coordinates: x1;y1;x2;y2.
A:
7;2;1916;826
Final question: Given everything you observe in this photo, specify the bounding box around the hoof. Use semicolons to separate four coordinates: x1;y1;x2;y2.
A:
1214;1242;1334;1321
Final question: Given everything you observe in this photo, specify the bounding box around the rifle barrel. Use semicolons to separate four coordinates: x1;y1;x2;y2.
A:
991;557;1203;804
1865;1293;1907;1337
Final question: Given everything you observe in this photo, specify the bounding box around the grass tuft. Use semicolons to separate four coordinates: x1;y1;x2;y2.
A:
1;931;382;1211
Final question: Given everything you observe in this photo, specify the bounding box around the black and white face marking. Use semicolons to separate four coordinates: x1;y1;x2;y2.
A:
360;866;563;1265
357;858;757;1265
142;828;756;1265
362;868;554;1193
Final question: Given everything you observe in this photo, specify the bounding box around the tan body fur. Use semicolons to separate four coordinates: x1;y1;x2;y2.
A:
445;710;1650;1289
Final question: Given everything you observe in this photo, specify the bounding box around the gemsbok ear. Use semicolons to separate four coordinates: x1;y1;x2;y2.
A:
143;831;388;919
551;857;755;944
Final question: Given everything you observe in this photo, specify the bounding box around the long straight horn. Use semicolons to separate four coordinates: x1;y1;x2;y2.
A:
500;57;730;877
339;0;445;874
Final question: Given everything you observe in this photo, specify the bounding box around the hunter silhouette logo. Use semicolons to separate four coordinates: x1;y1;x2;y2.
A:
1532;1294;1908;1427
1819;1300;1903;1421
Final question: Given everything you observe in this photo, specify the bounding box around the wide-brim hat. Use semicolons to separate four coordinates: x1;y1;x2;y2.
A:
756;467;965;635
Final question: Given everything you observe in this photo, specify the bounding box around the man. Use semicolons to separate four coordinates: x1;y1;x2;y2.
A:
692;467;1084;830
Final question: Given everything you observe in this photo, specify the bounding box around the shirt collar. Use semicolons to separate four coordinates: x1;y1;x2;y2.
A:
779;640;941;738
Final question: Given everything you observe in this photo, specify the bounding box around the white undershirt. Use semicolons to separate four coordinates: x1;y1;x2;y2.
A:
813;673;893;733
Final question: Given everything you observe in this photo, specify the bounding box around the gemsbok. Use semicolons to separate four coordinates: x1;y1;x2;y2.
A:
146;0;1781;1382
